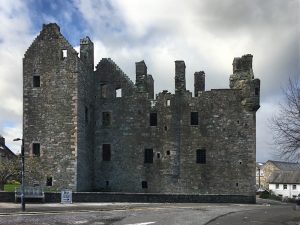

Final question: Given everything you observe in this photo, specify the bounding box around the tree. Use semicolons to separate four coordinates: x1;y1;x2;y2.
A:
271;77;300;161
0;158;20;190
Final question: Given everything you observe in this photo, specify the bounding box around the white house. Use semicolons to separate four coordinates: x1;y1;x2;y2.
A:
268;171;300;199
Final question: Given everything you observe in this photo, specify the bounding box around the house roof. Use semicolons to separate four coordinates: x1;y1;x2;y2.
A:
268;171;300;184
267;160;300;171
0;136;17;158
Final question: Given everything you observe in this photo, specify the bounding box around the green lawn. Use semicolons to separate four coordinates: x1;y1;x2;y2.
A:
4;184;20;192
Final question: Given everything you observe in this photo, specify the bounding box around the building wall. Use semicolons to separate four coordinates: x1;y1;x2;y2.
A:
73;37;96;191
269;183;300;198
23;23;259;197
23;24;79;190
261;162;279;189
93;56;259;196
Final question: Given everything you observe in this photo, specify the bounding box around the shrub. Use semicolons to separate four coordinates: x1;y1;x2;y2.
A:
7;180;21;185
259;190;270;199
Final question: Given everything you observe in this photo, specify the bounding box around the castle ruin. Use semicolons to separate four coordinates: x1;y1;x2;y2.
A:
23;23;260;201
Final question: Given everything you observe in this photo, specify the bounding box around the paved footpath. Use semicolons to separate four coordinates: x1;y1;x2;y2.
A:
0;199;296;225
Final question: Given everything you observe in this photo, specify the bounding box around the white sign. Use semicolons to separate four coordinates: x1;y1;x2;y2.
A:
61;189;72;204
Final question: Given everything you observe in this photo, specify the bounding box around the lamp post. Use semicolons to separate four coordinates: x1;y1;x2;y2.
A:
13;138;25;212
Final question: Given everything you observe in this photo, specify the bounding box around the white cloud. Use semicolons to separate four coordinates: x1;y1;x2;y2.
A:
0;0;33;152
0;0;298;161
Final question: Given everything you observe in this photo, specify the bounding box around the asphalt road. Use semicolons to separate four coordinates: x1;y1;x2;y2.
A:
206;205;300;225
0;201;298;225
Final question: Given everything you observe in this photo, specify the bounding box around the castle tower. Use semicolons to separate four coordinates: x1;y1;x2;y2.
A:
230;54;260;111
194;71;205;96
175;60;186;92
135;60;147;92
80;36;94;71
135;60;154;98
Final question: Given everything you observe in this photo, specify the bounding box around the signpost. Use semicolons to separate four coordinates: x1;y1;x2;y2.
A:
61;189;72;204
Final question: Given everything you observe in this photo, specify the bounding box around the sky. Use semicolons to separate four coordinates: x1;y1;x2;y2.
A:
0;0;299;162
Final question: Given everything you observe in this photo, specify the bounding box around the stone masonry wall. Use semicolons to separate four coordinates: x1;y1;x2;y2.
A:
93;57;258;196
24;23;259;198
23;24;78;190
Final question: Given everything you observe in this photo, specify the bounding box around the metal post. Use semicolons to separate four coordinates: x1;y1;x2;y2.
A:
258;168;261;189
21;139;25;212
14;138;25;212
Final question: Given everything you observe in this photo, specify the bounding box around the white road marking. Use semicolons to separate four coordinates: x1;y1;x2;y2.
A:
125;222;156;225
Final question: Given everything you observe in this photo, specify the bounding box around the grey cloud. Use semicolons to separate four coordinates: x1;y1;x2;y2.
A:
196;0;298;36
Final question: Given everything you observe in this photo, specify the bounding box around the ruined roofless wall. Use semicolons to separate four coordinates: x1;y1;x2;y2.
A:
23;23;260;199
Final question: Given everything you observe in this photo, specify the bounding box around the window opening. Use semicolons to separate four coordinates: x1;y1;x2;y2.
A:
293;184;296;190
46;177;53;186
32;143;40;157
102;112;111;126
85;106;89;124
196;148;206;164
106;181;109;186
157;152;161;159
283;184;287;189
101;84;108;98
150;113;157;126
166;99;171;106
102;144;111;161
191;112;199;125
142;181;148;189
144;148;153;163
116;88;122;97
150;100;156;108
62;49;67;58
33;76;40;87
236;182;239;187
166;150;170;155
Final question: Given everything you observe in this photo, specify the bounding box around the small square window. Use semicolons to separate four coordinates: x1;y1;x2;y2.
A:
101;84;108;98
150;113;157;126
150;100;156;108
102;112;111;126
33;76;40;87
293;184;297;190
166;99;171;106
116;88;122;98
62;49;67;58
46;177;53;186
191;112;199;125
32;143;40;157
144;149;153;164
196;148;206;164
102;144;111;161
142;181;148;189
283;184;287;189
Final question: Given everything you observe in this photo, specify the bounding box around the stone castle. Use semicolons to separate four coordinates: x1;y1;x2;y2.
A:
23;23;260;200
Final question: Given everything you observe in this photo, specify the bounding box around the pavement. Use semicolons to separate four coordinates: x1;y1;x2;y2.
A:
0;198;297;225
0;202;164;214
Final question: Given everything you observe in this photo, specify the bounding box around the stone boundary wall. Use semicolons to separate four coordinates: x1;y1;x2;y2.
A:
0;192;255;204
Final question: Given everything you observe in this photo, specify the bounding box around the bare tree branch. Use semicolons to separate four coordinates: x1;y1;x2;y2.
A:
270;77;300;161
